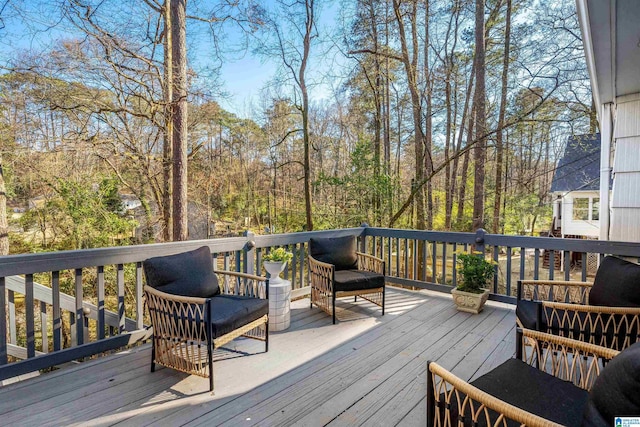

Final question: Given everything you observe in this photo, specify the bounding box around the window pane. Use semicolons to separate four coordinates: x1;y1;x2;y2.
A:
592;198;600;221
573;198;589;220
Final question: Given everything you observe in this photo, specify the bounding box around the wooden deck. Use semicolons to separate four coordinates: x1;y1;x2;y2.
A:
0;287;516;426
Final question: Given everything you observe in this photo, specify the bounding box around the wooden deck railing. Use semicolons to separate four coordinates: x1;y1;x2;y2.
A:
1;226;640;382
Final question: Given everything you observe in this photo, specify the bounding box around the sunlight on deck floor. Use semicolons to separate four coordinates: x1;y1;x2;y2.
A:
0;287;516;426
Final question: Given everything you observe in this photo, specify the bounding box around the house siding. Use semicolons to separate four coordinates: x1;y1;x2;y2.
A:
611;93;640;242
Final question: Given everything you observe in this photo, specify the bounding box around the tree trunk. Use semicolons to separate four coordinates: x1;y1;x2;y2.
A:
163;0;173;242
444;2;461;230
457;102;474;227
383;1;392;222
424;0;433;230
590;98;598;133
393;0;425;230
0;155;8;255
301;0;314;231
492;0;511;234
368;0;382;226
471;0;486;232
171;0;188;240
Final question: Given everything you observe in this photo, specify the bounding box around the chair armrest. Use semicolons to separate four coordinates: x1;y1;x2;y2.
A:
143;285;208;342
356;252;385;274
144;285;207;305
518;279;592;304
541;301;640;315
214;270;268;299
428;360;564;427
519;328;619;390
539;301;640;350
214;270;267;283
309;255;334;291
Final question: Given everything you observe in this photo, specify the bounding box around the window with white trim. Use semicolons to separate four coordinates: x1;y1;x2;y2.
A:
572;197;599;221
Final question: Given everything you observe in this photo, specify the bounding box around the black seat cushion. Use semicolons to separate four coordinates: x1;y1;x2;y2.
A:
209;295;269;338
590;256;640;307
309;236;358;271
435;359;588;427
143;246;220;298
333;270;384;292
581;341;640;426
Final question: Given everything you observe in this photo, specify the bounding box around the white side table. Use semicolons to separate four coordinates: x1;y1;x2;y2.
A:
269;279;291;331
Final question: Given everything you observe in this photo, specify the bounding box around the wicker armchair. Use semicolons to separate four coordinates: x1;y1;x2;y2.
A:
308;236;385;324
143;246;268;392
427;328;640;426
516;256;640;351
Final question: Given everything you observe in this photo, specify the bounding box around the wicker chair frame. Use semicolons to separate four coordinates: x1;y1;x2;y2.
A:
427;328;619;427
518;279;640;350
309;252;385;324
144;270;268;392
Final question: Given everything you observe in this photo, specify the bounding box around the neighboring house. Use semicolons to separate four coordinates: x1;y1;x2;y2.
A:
550;134;605;239
577;0;640;242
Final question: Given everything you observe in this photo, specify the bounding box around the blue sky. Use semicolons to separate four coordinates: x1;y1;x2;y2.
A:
216;1;343;117
0;1;342;119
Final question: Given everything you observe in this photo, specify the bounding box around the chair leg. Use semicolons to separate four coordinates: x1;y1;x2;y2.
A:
150;339;156;373
354;296;357;302
426;361;435;427
332;293;336;324
207;326;214;393
382;286;386;316
265;322;269;353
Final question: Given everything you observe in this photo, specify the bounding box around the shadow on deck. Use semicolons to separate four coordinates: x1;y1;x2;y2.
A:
0;287;516;426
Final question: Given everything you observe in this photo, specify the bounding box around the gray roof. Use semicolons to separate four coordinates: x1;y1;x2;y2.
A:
550;134;602;193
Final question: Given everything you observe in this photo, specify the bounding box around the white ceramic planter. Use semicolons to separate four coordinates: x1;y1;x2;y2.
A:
263;261;287;284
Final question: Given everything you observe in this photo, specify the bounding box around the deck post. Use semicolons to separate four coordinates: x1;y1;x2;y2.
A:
474;228;486;254
0;277;6;364
244;230;255;275
359;223;369;253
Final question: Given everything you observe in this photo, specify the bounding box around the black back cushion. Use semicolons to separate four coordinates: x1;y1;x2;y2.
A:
590;256;640;307
309;236;358;271
143;246;220;298
581;341;640;426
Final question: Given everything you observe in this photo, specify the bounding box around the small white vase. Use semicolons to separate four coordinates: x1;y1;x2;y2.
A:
263;261;287;284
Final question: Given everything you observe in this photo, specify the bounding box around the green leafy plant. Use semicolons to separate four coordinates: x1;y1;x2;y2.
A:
263;247;293;263
456;251;495;293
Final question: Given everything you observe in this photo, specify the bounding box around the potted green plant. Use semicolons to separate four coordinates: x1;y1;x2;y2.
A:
451;251;495;314
263;247;293;284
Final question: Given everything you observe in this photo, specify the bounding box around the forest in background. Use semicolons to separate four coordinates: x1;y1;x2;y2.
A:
0;0;595;254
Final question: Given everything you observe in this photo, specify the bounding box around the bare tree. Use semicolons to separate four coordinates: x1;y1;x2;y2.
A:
471;0;486;231
257;0;317;231
392;0;426;230
171;0;188;240
492;0;512;233
0;154;7;255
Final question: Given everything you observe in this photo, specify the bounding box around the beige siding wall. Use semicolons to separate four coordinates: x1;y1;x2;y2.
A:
611;93;640;242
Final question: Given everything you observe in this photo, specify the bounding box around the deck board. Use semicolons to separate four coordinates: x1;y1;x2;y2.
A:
0;287;516;426
341;307;513;427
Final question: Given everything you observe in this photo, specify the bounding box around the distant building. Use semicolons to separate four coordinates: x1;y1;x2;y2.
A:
120;194;142;211
550;133;609;239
